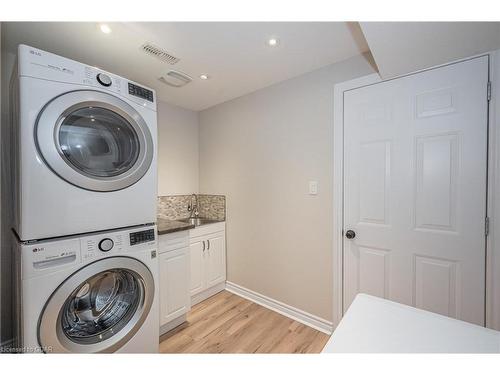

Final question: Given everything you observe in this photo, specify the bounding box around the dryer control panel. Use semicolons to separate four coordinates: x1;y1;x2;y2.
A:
18;44;156;111
128;83;154;102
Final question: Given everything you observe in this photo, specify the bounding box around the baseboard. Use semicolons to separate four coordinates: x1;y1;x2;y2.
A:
191;282;226;306
225;281;333;335
159;314;186;336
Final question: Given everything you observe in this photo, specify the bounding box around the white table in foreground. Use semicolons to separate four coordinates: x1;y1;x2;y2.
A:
322;294;500;353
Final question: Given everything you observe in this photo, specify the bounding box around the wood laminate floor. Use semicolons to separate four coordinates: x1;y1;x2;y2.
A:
159;290;330;353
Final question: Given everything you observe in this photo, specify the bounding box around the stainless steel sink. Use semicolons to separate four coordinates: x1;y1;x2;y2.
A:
179;217;219;227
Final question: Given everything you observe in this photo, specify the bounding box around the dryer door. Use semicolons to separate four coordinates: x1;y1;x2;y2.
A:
36;90;154;192
38;257;154;353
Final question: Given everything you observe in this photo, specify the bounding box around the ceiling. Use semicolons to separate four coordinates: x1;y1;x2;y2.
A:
2;22;369;110
360;22;500;79
5;22;500;110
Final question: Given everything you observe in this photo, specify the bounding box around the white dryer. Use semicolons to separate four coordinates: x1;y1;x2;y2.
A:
15;225;159;353
11;45;157;241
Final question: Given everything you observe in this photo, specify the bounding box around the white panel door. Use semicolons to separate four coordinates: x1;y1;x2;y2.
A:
159;248;190;325
205;234;226;288
189;239;205;296
343;56;489;325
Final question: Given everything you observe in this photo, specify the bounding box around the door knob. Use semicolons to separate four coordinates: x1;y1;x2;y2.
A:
345;230;356;240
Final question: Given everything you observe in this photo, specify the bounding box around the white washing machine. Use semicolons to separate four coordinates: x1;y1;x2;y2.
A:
11;44;158;241
15;225;159;353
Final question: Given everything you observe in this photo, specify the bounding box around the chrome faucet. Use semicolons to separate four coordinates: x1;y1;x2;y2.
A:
187;194;199;218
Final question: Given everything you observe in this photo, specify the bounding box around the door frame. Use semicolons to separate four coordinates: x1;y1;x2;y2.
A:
332;53;499;330
333;73;381;328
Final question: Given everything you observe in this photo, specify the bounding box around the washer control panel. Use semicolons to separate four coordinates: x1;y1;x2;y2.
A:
21;225;157;278
21;238;81;279
98;238;114;252
82;233;124;261
130;229;155;246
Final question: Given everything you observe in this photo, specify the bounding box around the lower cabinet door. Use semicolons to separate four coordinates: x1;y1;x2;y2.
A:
205;233;226;289
189;239;206;296
159;248;190;326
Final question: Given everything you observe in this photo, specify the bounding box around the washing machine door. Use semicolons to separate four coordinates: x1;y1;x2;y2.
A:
38;257;155;353
36;90;154;192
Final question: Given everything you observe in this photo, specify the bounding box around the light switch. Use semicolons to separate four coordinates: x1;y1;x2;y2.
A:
309;181;318;195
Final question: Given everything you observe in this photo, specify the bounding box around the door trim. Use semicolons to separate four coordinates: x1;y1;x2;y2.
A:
333;53;496;330
333;73;381;328
486;50;500;331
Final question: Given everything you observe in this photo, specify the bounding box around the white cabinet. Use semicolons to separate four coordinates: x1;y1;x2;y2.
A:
205;233;225;288
158;231;190;333
188;222;226;304
189;238;205;296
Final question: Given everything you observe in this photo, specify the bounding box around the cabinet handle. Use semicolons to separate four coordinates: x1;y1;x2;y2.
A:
207;239;210;250
202;241;206;252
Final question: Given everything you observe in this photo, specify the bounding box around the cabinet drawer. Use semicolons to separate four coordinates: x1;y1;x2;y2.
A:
159;231;190;254
189;221;225;239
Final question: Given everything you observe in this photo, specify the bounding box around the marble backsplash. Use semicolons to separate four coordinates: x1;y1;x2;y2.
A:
157;194;226;221
197;195;226;221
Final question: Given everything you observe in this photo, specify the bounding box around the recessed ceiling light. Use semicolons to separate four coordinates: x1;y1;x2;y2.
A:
99;24;112;34
200;74;210;80
267;37;279;47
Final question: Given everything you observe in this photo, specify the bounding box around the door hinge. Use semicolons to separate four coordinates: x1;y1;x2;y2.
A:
485;217;490;237
487;81;492;101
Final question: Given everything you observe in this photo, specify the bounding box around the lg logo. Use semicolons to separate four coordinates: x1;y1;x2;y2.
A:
32;247;45;253
29;50;41;57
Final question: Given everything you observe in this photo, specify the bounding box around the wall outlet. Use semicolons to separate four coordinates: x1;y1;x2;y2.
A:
309;181;318;195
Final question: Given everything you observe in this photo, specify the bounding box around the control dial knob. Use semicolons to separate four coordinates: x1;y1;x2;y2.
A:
96;73;112;87
98;238;114;252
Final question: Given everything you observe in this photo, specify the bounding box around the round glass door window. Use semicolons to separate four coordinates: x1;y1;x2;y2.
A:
38;257;154;353
60;269;142;344
35;90;154;192
58;107;140;178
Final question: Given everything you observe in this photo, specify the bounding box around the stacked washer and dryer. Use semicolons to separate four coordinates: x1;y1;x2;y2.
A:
11;45;159;353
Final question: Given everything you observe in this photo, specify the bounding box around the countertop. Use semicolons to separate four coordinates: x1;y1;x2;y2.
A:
322;294;500;353
156;217;195;235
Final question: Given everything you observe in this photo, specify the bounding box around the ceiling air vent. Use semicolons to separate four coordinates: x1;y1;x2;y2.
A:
158;70;193;88
141;42;180;65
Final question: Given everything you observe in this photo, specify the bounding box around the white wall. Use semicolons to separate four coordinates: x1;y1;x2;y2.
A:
157;100;199;196
199;53;376;321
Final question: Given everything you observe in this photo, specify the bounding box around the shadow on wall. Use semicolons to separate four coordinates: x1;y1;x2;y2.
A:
345;22;379;73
